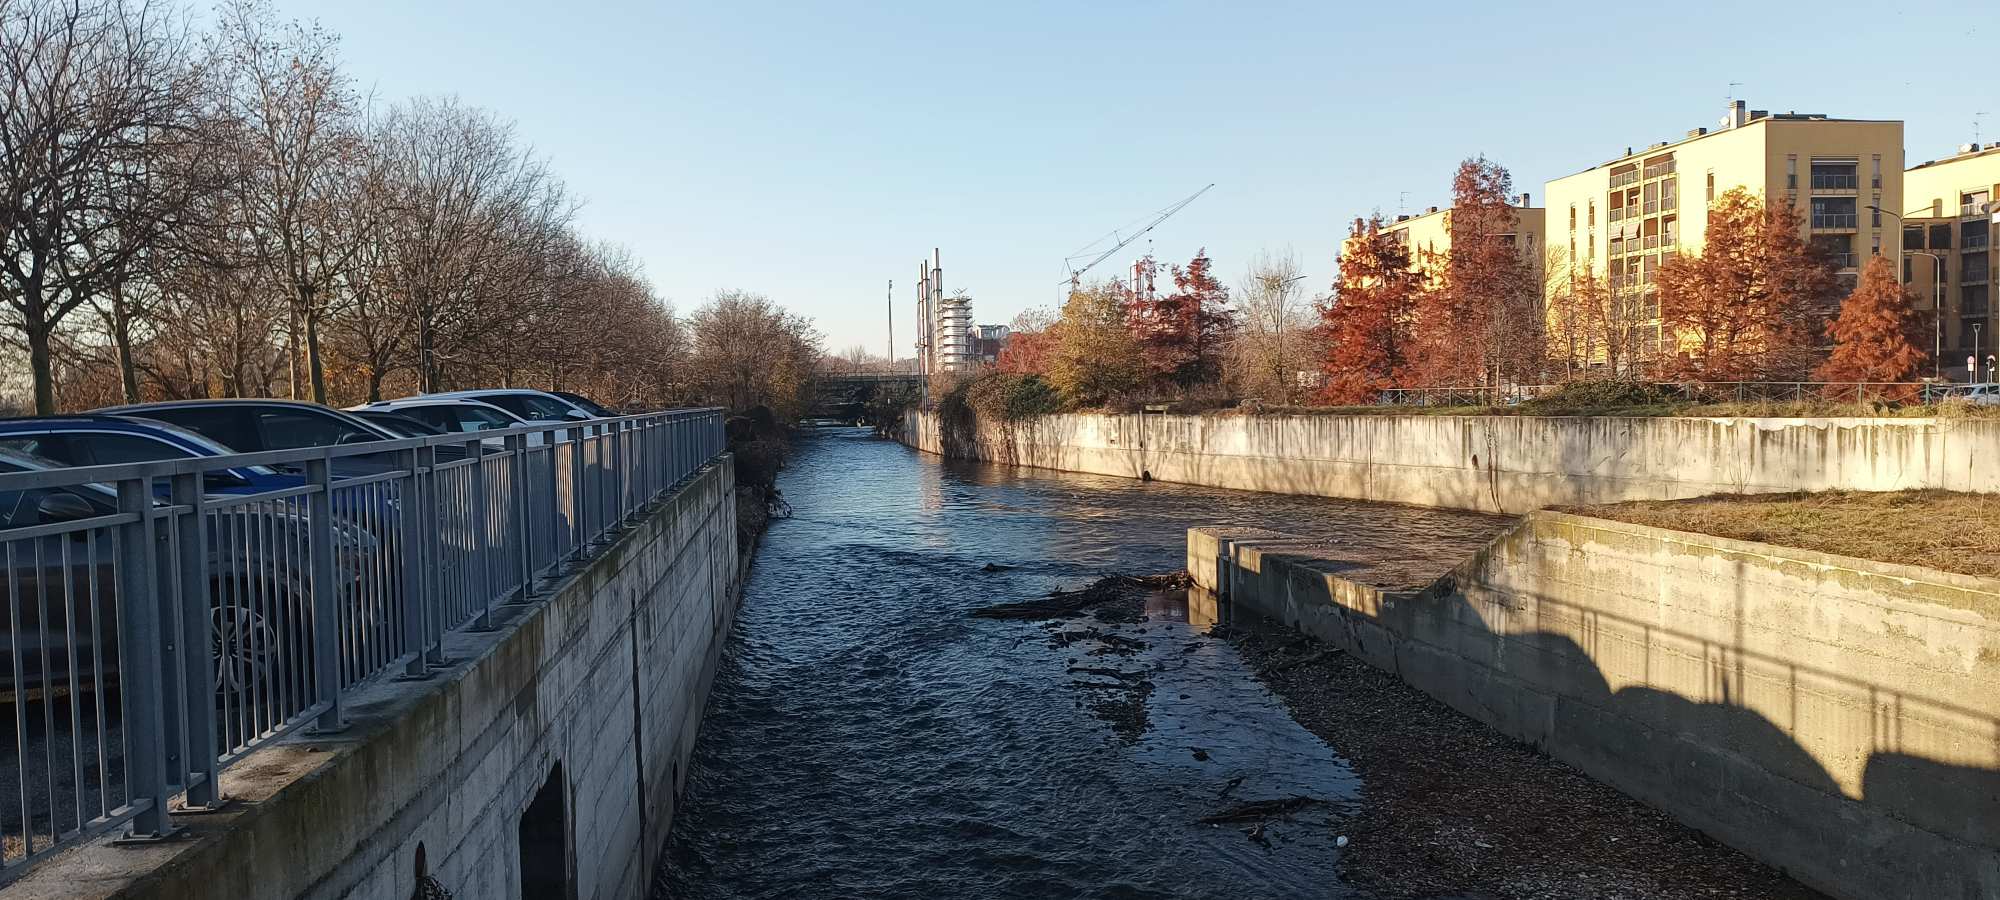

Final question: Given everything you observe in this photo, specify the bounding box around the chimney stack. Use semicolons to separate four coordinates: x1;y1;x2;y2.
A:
1723;100;1748;129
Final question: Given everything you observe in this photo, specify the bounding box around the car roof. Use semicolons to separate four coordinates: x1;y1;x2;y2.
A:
100;398;400;440
420;388;575;404
357;397;517;414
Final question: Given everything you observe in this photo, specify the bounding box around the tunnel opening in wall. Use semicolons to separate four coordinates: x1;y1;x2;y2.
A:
517;761;574;900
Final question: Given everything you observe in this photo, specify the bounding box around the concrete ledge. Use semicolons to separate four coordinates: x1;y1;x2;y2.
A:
1194;512;2000;900
9;458;740;900
912;409;2000;513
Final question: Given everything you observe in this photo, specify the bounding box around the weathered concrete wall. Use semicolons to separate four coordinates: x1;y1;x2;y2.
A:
1191;515;2000;900
905;408;2000;513
16;459;740;900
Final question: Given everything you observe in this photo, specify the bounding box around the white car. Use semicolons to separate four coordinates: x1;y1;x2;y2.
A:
1948;383;2000;406
416;389;599;424
348;397;549;447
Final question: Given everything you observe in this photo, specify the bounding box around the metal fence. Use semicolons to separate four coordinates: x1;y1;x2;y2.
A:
0;407;723;875
1373;382;1968;408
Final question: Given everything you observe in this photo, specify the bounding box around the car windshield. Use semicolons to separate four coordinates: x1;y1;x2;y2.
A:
480;393;579;421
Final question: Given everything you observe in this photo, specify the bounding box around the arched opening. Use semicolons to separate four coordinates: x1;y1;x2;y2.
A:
517;762;573;900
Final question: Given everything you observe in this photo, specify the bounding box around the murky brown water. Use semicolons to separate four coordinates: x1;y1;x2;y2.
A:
653;428;1513;900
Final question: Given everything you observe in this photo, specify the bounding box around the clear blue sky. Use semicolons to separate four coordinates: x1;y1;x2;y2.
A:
278;0;1992;356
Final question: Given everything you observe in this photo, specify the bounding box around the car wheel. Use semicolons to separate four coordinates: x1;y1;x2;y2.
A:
211;603;276;699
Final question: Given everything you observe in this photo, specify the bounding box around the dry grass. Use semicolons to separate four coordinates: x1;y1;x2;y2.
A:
1566;490;2000;579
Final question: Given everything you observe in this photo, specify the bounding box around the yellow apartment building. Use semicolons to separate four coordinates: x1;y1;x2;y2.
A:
1374;195;1546;285
1902;143;1999;381
1544;101;1903;369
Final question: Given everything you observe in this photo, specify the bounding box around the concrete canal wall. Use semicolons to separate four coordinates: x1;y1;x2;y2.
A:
1190;514;2000;900
17;459;740;900
902;408;2000;514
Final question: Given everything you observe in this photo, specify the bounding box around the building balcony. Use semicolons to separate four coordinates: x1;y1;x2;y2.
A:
1966;234;1991;251
1643;235;1660;250
1609;171;1641;189
1812;213;1858;230
1642;161;1677;180
1810;174;1859;191
1964;202;1991;218
1829;252;1858;270
1608;207;1627;223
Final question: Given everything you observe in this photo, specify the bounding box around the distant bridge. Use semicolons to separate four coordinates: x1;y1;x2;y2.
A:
811;372;923;419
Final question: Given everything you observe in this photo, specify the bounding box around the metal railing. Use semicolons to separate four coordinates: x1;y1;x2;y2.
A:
1812;213;1858;229
1810;173;1859;190
0;408;723;875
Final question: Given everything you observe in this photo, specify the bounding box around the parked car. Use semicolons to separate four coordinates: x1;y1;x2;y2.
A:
350;398;548;448
92;399;465;470
414;389;597;424
349;409;446;439
0;448;380;697
548;390;616;417
0;414;401;537
1948;383;2000;406
0;415;300;497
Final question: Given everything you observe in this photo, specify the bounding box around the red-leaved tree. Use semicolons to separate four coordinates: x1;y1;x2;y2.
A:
997;306;1057;375
1815;255;1925;389
1127;249;1234;392
1407;157;1539;387
1318;216;1421;403
1657;188;1838;380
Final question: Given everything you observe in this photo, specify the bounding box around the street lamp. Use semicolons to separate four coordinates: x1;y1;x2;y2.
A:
1868;206;1947;381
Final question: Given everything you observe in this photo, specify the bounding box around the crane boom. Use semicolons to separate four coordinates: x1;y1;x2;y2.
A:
1058;183;1215;286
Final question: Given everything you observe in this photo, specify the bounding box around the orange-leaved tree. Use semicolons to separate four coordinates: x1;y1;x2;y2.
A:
1656;188;1838;380
1815;255;1925;389
1317;216;1421;403
1406;157;1540;387
1126;249;1235;392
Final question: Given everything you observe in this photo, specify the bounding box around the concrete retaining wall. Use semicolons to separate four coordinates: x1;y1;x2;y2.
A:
905;408;2000;513
1190;515;2000;900
18;458;740;900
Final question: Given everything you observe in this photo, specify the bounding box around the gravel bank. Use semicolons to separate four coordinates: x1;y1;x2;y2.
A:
1228;622;1824;900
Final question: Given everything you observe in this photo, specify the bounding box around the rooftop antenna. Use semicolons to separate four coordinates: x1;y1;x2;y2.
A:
1976;112;1989;145
1727;81;1743;103
1397;191;1409;216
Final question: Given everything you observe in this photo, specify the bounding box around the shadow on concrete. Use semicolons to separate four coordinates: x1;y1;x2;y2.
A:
1228;532;2000;900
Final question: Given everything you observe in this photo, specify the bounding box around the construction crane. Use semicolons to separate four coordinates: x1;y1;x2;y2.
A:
1058;184;1215;289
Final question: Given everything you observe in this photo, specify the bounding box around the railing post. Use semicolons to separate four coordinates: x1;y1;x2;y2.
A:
606;419;624;525
169;472;220;809
401;445;431;679
306;456;344;733
420;442;447;668
467;437;493;631
114;475;175;840
568;427;588;562
509;431;532;603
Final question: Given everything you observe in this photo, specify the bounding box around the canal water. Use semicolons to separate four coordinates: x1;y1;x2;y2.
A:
653;428;1511;900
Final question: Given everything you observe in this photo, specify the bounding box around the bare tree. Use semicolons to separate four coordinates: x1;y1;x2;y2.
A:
1232;248;1313;402
210;0;370;403
0;0;201;412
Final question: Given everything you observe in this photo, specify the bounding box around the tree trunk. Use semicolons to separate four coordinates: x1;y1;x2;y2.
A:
110;296;141;403
304;310;329;404
26;308;56;416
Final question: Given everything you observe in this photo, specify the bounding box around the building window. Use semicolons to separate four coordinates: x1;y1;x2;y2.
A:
1786;155;1797;190
1705;170;1715;201
1904;257;1913;281
1871;195;1881;227
1871;233;1882;256
1588;234;1595;258
1871;155;1882;189
1568;204;1575;230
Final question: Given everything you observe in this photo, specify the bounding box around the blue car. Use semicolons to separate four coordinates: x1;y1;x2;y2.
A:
0;415;401;536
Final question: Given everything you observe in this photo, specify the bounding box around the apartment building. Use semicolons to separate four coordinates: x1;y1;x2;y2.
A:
1376;196;1546;283
1903;143;1999;380
1544;101;1903;365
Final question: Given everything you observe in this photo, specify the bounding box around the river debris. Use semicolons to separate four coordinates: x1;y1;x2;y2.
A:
969;573;1187;620
1216;775;1245;799
978;562;1013;573
1198;795;1323;825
